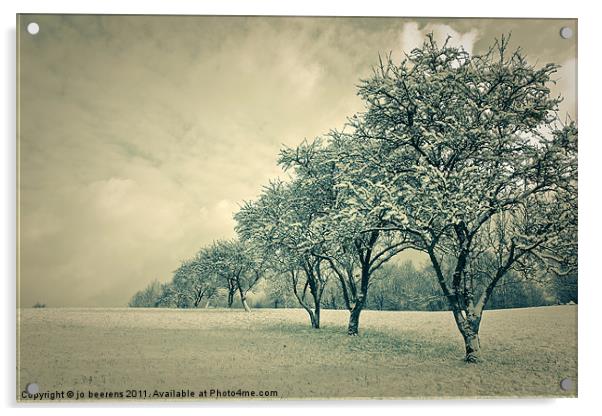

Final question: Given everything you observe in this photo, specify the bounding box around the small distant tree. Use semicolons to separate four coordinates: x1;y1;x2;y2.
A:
155;282;180;308
128;280;164;307
268;276;288;309
260;274;295;308
201;239;265;312
366;261;447;311
322;280;346;310
551;273;577;304
171;257;218;308
32;302;46;308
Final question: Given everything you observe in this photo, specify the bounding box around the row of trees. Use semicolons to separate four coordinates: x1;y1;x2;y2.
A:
129;240;264;311
131;35;577;363
130;258;574;312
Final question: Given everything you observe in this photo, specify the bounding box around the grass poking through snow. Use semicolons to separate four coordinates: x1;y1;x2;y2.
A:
17;305;577;400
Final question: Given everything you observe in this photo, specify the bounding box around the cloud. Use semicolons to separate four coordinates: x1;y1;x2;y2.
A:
19;16;366;307
400;22;480;55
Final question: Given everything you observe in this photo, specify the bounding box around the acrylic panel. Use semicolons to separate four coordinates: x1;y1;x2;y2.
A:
16;15;578;401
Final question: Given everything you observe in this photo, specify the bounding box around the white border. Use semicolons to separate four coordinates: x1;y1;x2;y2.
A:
3;1;600;415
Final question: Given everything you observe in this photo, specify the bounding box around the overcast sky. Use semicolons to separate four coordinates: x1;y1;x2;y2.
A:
17;16;576;307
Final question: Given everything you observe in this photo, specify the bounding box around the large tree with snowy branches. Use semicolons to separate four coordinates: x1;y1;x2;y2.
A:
333;34;577;360
277;138;413;335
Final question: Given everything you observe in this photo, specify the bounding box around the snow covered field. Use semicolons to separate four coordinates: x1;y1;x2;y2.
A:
17;305;577;400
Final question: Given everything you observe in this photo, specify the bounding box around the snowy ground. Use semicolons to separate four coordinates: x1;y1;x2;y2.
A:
17;305;577;401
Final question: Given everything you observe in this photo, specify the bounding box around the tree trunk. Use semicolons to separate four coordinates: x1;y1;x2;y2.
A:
204;299;211;309
377;294;384;311
313;304;321;329
298;295;321;329
294;296;320;329
292;285;319;328
304;308;316;328
347;302;364;335
227;290;234;308
241;296;251;312
237;284;251;312
462;330;481;363
347;260;371;336
456;312;482;363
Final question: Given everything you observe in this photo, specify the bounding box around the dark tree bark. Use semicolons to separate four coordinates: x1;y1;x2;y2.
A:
227;286;235;308
346;259;372;335
461;327;481;363
427;235;524;363
193;286;208;308
312;306;321;329
291;261;325;329
347;300;365;335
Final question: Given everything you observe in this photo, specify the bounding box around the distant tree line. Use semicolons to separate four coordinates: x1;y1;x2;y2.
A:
130;259;575;311
129;35;577;363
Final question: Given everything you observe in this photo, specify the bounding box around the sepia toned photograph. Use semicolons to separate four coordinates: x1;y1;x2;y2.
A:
16;14;577;400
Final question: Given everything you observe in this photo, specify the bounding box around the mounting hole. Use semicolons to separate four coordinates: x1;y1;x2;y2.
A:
26;383;39;395
27;22;40;35
560;378;574;391
559;27;573;39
